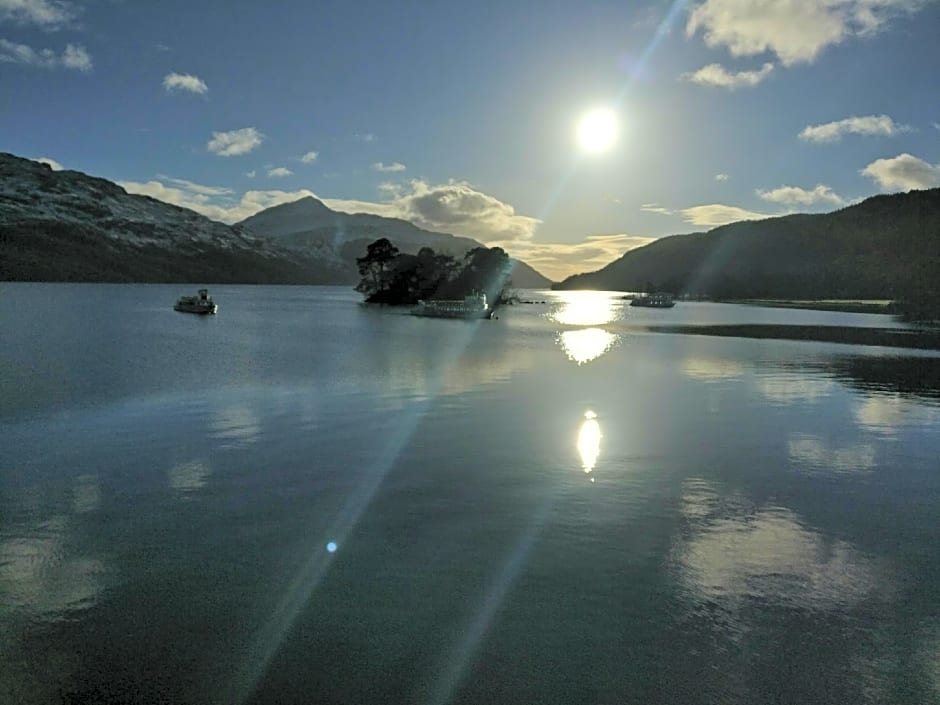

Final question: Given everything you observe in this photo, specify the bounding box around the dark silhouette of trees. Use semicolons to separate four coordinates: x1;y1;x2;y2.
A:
355;240;511;306
355;238;399;298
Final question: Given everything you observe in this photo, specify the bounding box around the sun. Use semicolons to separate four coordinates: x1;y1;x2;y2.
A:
576;108;618;154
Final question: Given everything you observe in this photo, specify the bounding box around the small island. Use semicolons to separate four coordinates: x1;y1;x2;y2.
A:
355;238;513;318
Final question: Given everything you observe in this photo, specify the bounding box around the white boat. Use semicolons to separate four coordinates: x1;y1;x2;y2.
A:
174;289;217;315
629;292;675;308
411;292;490;319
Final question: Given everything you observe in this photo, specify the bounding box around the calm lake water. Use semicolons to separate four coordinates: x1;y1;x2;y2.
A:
2;283;939;705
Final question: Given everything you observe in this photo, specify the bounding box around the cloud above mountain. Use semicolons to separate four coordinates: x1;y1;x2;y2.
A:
861;153;940;191
497;235;656;282
757;184;846;206
679;203;770;226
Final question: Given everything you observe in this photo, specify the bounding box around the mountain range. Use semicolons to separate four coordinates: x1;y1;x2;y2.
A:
237;196;551;287
0;153;551;287
555;188;940;304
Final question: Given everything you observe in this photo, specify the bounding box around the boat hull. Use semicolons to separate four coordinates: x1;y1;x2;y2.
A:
629;301;675;308
174;303;217;314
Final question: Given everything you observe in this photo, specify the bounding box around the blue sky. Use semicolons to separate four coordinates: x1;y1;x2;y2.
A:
2;0;939;280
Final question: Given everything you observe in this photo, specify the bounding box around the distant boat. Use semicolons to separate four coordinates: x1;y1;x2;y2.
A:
630;292;675;308
411;292;490;319
174;288;217;315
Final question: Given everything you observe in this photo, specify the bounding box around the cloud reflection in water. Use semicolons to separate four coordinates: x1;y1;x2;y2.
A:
674;479;888;610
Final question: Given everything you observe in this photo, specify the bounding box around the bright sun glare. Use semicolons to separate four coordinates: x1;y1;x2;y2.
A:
576;108;618;154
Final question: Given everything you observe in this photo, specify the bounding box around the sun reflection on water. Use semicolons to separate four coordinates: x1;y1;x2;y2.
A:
577;410;601;476
559;328;619;365
551;291;618;326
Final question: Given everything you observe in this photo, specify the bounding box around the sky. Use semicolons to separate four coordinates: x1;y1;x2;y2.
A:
2;0;939;281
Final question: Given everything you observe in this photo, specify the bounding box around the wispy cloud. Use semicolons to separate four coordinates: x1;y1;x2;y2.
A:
640;203;674;216
757;184;845;206
120;178;318;224
244;170;256;178
686;0;925;66
0;0;76;29
354;132;377;143
267;167;292;178
300;151;318;163
861;153;940;191
715;173;729;182
207;127;264;157
159;176;232;196
799;114;910;143
679;203;770;227
0;38;91;70
498;234;656;282
371;161;406;173
682;61;774;89
163;72;208;94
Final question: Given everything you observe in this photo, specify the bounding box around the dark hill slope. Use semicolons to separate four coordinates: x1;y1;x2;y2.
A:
555;189;940;301
0;153;347;284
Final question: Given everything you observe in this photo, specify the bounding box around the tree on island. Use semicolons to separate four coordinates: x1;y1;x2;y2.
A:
355;239;512;306
355;238;399;297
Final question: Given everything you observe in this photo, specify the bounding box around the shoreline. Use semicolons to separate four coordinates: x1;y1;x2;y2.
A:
608;323;940;351
721;299;896;314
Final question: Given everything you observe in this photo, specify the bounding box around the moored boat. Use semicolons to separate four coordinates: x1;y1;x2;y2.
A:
629;292;675;308
174;289;217;314
411;292;490;319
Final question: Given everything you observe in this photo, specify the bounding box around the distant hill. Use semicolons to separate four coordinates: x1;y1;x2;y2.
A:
0;153;347;284
238;196;554;289
554;189;940;307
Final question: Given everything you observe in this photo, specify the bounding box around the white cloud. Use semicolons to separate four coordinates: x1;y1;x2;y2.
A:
120;178;317;223
0;38;90;70
682;61;774;88
933;122;940;131
163;72;208;95
799;114;910;143
715;173;729;181
355;132;377;142
861;153;940;191
757;184;846;206
371;161;406;173
686;0;925;66
206;127;264;157
115;175;647;280
0;0;76;28
679;203;770;226
640;203;674;216
161;177;232;196
300;151;318;163
267;167;292;178
61;42;90;71
396;180;539;242
33;156;62;170
244;170;256;178
328;180;541;243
